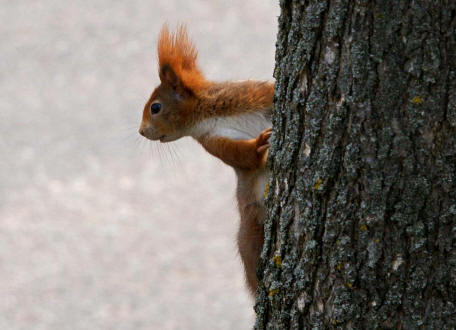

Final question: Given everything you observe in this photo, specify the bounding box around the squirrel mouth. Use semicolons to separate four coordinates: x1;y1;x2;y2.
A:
159;135;167;142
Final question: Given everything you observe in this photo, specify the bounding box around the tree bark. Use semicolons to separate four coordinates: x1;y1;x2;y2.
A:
255;1;456;328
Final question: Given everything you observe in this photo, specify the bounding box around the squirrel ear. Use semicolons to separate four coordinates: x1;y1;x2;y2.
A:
160;65;186;96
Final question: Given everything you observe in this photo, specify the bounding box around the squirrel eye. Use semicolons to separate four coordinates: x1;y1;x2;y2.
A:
150;102;162;115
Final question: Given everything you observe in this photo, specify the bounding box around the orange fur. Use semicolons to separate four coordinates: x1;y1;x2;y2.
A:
197;128;271;170
139;25;274;296
158;24;206;92
196;81;274;118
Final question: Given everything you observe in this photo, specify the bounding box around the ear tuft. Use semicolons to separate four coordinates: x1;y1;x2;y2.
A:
157;24;206;93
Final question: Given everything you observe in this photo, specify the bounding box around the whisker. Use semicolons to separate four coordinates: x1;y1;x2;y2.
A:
155;141;163;162
163;144;177;169
135;135;145;150
168;143;182;166
161;143;174;166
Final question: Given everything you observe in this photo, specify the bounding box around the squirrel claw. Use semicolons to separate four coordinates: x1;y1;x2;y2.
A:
256;128;272;154
257;143;270;154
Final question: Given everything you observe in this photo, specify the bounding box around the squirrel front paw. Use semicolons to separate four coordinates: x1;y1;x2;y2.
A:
256;128;272;153
255;128;272;164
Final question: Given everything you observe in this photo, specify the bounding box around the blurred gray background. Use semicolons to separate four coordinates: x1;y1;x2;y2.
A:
0;1;279;329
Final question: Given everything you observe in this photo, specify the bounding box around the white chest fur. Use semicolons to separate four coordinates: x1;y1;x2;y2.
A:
190;111;271;140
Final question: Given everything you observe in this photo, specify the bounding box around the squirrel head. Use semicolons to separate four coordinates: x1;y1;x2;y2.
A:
139;25;206;142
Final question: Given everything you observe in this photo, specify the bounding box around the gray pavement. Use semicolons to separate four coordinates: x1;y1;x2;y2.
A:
0;1;279;329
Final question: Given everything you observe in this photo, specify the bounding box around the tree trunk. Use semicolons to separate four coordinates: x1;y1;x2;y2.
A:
255;1;456;328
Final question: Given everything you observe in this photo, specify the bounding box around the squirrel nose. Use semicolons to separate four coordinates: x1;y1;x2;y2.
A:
139;127;145;136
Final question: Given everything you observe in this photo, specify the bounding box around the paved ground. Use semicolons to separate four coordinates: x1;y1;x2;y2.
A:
0;1;278;329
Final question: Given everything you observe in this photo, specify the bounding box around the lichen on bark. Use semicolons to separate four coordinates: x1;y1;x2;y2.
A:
255;1;456;329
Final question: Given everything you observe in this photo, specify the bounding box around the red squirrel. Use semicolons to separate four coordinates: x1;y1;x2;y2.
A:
138;25;274;295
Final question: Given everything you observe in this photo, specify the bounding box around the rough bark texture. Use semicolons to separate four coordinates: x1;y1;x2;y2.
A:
255;1;456;329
